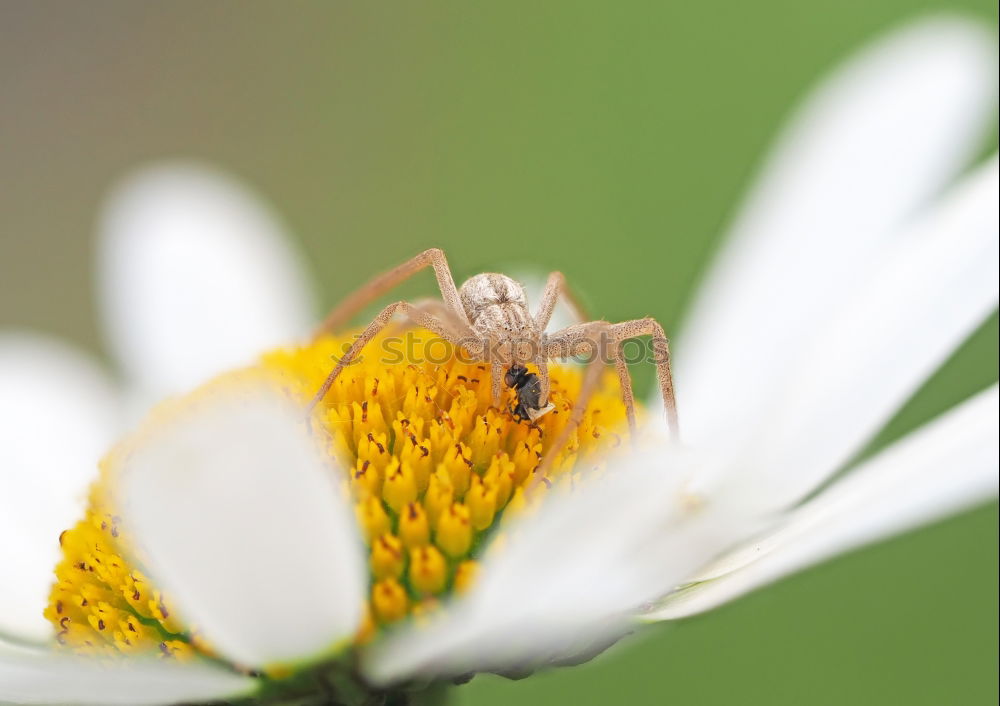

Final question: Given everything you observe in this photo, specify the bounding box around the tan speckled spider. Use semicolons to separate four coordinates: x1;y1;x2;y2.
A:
308;248;678;471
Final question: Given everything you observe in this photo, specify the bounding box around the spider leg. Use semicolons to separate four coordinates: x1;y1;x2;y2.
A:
548;332;638;437
533;271;590;332
535;358;551;407
490;361;504;408
544;317;678;439
530;316;679;483
307;301;470;413
605;317;679;439
610;339;636;435
313;248;467;338
532;270;593;410
388;297;470;341
531;323;609;484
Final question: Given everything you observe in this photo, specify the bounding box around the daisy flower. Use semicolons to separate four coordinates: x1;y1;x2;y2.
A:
1;16;997;706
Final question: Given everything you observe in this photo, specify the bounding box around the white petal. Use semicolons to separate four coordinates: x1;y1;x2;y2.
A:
0;643;255;705
117;386;366;669
97;162;317;409
676;17;997;445
738;157;998;510
645;384;999;620
0;333;119;643
362;444;753;684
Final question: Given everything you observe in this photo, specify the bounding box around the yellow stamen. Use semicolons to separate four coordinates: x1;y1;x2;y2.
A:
399;502;430;548
372;578;409;623
46;328;631;659
408;545;447;595
467;475;499;530
382;459;418;513
435;503;473;558
370;534;405;580
356;496;392;542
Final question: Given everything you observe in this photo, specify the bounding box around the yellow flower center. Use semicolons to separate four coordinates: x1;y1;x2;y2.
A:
46;329;632;660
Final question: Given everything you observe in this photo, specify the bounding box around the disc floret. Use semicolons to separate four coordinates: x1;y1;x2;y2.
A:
46;329;630;664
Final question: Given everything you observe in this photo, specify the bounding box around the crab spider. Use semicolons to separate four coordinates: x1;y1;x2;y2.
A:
308;248;678;472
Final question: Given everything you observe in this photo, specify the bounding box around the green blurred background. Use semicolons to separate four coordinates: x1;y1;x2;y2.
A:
1;2;996;704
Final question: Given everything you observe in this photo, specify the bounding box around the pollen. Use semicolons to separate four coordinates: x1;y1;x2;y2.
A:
46;328;630;659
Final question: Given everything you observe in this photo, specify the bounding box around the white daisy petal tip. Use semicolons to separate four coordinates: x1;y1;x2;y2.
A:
903;14;998;80
116;383;367;670
675;13;997;447
97;161;318;407
860;15;998;99
0;331;119;643
0;644;257;706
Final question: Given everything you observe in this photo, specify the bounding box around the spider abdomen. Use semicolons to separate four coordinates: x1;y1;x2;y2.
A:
460;274;537;361
459;273;527;314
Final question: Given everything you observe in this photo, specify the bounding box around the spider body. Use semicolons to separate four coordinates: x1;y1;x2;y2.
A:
309;248;678;477
459;273;538;366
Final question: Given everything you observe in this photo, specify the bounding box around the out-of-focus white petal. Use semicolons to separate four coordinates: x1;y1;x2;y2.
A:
645;384;999;620
737;157;998;510
97;162;317;409
0;643;255;706
117;386;366;669
676;17;997;445
0;333;118;643
362;444;752;684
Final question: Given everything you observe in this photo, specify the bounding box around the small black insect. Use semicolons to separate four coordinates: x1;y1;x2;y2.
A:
505;364;553;422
